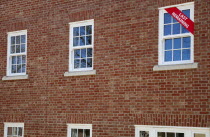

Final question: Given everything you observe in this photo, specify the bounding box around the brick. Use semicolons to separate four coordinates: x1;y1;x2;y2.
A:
0;0;210;137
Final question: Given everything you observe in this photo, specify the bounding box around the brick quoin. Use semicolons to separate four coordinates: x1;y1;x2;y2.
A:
0;0;210;137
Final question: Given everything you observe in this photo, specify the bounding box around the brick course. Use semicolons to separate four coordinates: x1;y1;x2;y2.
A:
0;0;210;137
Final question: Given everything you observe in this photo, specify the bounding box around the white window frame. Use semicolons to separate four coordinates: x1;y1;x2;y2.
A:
4;122;24;137
67;124;92;137
135;125;210;137
69;19;94;72
158;2;194;65
7;30;27;76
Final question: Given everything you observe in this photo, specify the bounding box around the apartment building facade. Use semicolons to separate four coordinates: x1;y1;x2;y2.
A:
0;0;210;137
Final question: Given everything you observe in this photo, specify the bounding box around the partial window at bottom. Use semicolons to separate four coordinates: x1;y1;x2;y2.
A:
4;123;24;137
71;129;90;137
157;132;184;137
194;134;206;137
67;124;92;137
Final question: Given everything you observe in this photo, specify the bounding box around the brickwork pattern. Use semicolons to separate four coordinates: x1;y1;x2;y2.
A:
0;0;210;137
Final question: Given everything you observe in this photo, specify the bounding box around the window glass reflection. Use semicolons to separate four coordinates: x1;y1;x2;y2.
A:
140;131;149;137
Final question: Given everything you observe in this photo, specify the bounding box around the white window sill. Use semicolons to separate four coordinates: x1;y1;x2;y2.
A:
153;63;198;71
2;75;29;81
64;70;96;77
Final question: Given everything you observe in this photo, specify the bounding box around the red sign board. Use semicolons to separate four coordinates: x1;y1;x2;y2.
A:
165;7;194;34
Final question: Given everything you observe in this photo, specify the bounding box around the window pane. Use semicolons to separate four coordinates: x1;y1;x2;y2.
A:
86;25;92;35
183;37;191;48
17;56;21;64
164;13;171;24
165;39;172;50
87;48;92;57
7;127;13;135
73;27;79;36
81;48;86;58
12;127;17;135
12;65;17;73
182;26;189;33
22;64;26;73
173;23;180;34
176;133;184;137
173;50;181;61
74;59;80;69
11;36;15;44
11;45;15;53
167;132;175;137
16;36;20;44
21;44;25;52
87;58;92;67
174;38;181;49
81;59;86;68
78;129;83;137
165;51;172;62
73;37;79;46
80;36;85;46
17;65;22;73
140;131;149;137
71;129;77;137
182;9;190;18
194;133;205;137
86;36;92;45
16;45;21;53
182;49;190;60
173;17;178;23
80;26;85;36
21;35;26;43
74;49;80;58
164;25;171;36
12;56;17;64
22;55;26;64
158;132;165;137
84;129;90;137
18;127;23;136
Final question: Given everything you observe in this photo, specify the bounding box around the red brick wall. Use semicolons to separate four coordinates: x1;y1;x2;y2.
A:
0;0;210;136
